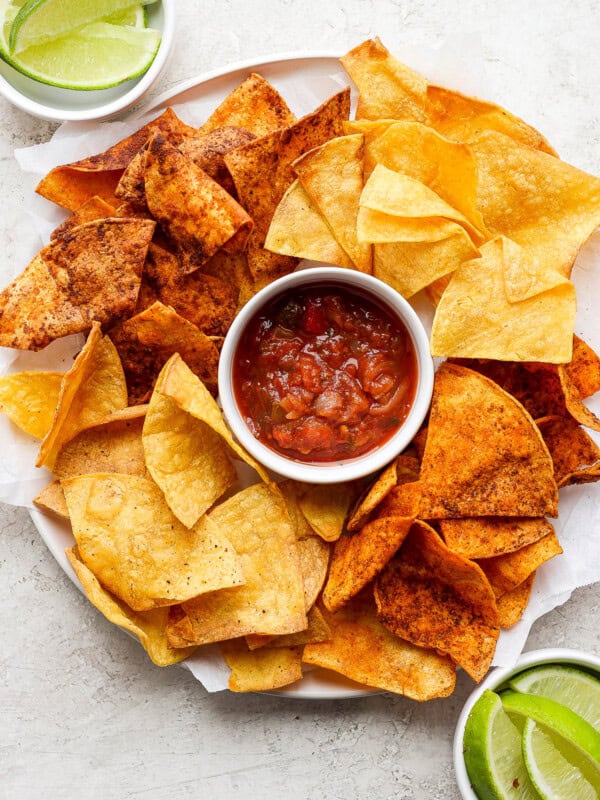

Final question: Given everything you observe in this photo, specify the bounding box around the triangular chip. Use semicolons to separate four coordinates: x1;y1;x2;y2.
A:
246;606;332;651
179;126;256;196
418;361;558;518
477;530;562;597
220;639;303;692
37;324;128;469
564;335;600;399
537;415;600;487
439;517;555;560
496;574;535;629
33;480;69;519
63;473;244;611
297;481;356;542
374;521;499;682
50;196;116;241
0;370;63;438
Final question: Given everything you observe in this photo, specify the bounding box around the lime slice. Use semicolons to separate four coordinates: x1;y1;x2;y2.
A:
508;665;600;730
5;21;160;89
104;4;147;28
9;0;155;54
522;718;600;800
0;0;24;59
463;689;540;799
501;690;600;766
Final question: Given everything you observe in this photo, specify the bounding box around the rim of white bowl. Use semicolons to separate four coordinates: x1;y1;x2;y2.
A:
453;647;600;800
218;266;434;484
0;0;175;122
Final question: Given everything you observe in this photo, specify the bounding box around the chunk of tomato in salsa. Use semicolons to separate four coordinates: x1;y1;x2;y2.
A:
233;285;417;462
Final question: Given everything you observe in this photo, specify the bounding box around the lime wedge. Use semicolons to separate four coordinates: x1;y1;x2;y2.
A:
463;689;540;799
5;21;160;89
508;665;600;730
104;4;147;28
502;691;600;767
9;0;155;54
522;718;600;800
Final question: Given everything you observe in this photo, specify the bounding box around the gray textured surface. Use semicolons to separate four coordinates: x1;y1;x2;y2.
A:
1;2;600;798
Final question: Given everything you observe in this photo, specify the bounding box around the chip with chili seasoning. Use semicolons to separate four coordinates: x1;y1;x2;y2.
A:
477;530;563;598
233;284;418;462
496;574;535;629
536;415;600;487
374;521;499;682
438;517;555;560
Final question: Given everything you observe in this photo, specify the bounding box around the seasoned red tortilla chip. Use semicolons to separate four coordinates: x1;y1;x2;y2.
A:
50;196;116;241
496;574;535;629
537;415;600;487
179;126;256;197
346;454;420;531
477;531;563;598
439;517;555;560
565;335;600;399
558;364;600;432
374;521;499;682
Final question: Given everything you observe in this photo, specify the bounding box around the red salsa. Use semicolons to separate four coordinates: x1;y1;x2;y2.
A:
233;284;418;462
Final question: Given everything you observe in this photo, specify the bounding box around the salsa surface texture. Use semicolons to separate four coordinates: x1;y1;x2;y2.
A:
233;284;417;462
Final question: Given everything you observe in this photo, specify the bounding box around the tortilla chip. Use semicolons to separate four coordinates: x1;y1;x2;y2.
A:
37;324;128;469
431;237;576;364
221;638;303;692
496;574;535;629
346;457;410;532
201;73;296;137
374;521;499;682
33;480;69;519
292;134;372;272
378;481;422;519
156;353;272;486
565;335;600;399
478;531;562;597
558;364;600;432
50;196;116;241
470;130;600;301
247;606;332;651
143;134;253;274
66;546;197;666
323;516;414;613
225;88;350;288
142;363;237;528
303;593;456;699
201;249;253;311
418;361;558;518
0;218;154;351
537;415;600;487
167;484;307;646
297;481;356;542
264;179;355;268
439;517;555;560
179;126;256;197
108;301;221;404
63;472;244;611
0;370;63;438
36;108;196;210
53;406;148;479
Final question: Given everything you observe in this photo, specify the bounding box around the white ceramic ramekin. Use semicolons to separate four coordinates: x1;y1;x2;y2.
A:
0;0;174;122
453;647;600;799
218;266;434;484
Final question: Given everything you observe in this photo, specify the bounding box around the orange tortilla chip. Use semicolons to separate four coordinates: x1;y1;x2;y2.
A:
496;574;535;629
0;217;154;351
558;364;600;432
143;134;253;274
374;521;499;682
537;415;600;487
246;606;332;651
478;531;562;598
37;324;128;469
564;335;600;399
439;517;555;560
36;108;196;211
303;593;456;699
225;88;350;288
0;370;63;438
418;362;558;518
378;481;422;519
33;480;69;519
50;196;116;241
201;73;296;137
179;126;256;197
221;639;303;692
346;456;415;532
322;515;413;613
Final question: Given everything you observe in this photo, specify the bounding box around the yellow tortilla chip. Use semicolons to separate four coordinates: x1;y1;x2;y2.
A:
142;363;237;528
225;88;350;288
439;517;555;560
374;521;499;682
53;406;148;479
297;481;356;542
431;237;576;364
66;547;197;666
537;415;600;487
0;370;63;438
37;324;128;469
221;639;303;692
201;73;296;137
33;480;69;519
478;531;563;598
167;484;307;646
0;218;154;351
303;593;456;699
496;574;535;629
265;179;355;268
247;606;332;651
418;361;558;518
36;108;196;210
322;515;414;613
143;134;253;274
63;472;244;611
292;134;372;272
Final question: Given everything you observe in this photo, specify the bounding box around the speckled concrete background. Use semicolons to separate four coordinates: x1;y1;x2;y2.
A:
1;2;599;797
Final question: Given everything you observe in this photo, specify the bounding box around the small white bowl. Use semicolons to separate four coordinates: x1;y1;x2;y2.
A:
453;647;600;799
0;0;174;122
218;266;434;484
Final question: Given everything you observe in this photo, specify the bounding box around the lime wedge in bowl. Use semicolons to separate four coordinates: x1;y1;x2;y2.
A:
521;717;600;800
104;4;147;27
463;689;540;799
508;664;600;730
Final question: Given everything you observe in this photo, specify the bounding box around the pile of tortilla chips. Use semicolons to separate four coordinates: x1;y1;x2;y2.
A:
1;40;600;696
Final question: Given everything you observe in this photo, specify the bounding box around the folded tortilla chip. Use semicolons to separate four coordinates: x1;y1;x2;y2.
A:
537;415;600;487
297;481;356;542
179;126;256;197
63;473;244;611
0;370;63;438
477;530;562;597
439;516;555;560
